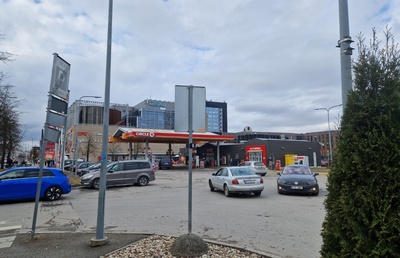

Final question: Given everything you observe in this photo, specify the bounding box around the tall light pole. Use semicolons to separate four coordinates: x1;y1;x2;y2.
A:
72;95;101;175
338;0;353;110
314;104;342;164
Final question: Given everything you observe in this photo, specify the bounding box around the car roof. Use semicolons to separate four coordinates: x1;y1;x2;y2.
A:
1;166;64;174
78;162;94;165
112;160;150;163
225;166;252;169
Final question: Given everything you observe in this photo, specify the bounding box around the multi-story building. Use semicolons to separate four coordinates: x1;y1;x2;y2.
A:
65;98;338;165
65;99;228;162
302;130;340;161
130;99;175;130
128;99;228;133
205;101;227;133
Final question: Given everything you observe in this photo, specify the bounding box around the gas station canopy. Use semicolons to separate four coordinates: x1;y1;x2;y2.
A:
109;128;235;144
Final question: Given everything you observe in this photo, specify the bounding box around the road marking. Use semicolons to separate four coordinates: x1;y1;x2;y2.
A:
0;225;21;232
0;222;21;249
0;236;16;248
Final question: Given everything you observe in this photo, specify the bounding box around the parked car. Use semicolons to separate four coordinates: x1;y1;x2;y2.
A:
71;160;85;173
158;157;172;170
208;167;264;197
76;162;96;176
0;167;71;201
64;159;73;171
277;165;319;196
320;160;329;166
78;162;101;176
80;160;155;189
238;161;268;176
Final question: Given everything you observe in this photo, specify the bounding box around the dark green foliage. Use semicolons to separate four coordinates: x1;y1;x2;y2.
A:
321;28;400;257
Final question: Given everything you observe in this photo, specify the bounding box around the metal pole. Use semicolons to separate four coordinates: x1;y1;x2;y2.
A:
327;110;333;163
60;126;65;169
72;99;81;175
216;141;220;166
188;85;193;234
125;104;129;127
338;0;353;110
91;0;112;246
31;135;47;239
31;138;34;164
314;104;342;164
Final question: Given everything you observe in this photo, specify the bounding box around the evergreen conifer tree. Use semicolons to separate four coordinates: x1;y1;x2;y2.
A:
321;28;400;257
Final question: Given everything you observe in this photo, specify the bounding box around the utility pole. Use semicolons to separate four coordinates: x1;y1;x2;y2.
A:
337;0;353;111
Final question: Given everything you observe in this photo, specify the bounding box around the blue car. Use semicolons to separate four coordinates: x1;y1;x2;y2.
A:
0;167;71;201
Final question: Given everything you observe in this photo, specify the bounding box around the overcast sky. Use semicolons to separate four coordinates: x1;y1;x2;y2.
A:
0;0;398;148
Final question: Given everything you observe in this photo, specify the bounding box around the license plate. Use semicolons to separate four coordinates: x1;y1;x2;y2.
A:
244;180;255;184
291;186;303;189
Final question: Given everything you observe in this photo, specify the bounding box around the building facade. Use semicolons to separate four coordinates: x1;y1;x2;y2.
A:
196;138;322;168
205;101;227;133
128;99;228;133
227;127;339;163
65;98;337;165
131;99;175;130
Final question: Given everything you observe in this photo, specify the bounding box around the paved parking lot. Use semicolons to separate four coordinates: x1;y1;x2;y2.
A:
1;167;327;258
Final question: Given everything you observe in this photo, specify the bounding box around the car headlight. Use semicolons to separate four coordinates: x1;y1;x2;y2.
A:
307;179;316;185
82;174;94;180
278;179;286;184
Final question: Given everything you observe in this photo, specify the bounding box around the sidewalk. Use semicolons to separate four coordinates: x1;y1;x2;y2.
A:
2;232;150;258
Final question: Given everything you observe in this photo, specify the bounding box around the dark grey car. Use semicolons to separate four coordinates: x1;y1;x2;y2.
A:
277;165;319;196
80;160;155;189
76;162;96;176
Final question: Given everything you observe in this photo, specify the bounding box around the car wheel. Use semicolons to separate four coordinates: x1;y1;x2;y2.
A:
44;186;62;201
261;173;266;176
224;185;231;197
254;191;262;196
92;178;100;189
137;176;149;186
209;180;215;192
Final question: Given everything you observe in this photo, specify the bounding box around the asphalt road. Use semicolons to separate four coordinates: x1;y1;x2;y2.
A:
0;167;327;258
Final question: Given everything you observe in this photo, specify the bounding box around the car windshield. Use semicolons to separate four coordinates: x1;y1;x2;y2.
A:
230;168;254;176
89;163;101;169
283;166;312;175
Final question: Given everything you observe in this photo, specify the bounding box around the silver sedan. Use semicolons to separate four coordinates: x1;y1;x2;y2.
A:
208;167;264;197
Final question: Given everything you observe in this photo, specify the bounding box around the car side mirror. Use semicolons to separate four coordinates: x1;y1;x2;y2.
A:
212;173;216;176
314;172;319;176
277;172;281;176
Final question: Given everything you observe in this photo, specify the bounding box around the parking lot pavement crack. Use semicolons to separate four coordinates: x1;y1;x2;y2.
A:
203;226;214;232
34;200;82;231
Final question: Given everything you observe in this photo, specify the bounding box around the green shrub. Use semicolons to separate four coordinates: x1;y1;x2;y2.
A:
321;28;400;257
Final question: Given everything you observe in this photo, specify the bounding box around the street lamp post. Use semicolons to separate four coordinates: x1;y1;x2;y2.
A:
314;104;342;164
72;95;101;175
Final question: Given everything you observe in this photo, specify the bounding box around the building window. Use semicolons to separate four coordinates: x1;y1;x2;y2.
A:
136;109;174;129
206;107;222;133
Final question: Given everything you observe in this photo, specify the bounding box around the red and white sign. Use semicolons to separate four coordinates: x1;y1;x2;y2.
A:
136;132;155;137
